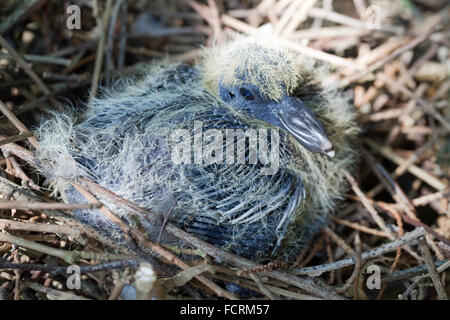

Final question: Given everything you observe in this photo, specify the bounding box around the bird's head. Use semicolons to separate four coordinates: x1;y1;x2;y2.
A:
201;36;334;157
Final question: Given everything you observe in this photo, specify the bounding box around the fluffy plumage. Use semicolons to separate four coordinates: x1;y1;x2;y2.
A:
36;35;359;262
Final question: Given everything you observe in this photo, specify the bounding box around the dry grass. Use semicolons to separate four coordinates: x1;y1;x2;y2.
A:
0;0;448;300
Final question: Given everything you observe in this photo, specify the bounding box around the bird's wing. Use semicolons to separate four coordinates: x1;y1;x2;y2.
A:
168;110;305;259
67;63;202;177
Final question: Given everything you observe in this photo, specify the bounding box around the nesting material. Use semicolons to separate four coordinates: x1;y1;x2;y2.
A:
413;61;448;83
36;35;359;262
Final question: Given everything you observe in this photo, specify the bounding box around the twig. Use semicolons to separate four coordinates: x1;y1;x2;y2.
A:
398;259;449;300
382;260;449;283
418;237;448;300
290;26;369;40
278;0;318;37
25;281;90;300
293;227;426;276
308;7;403;34
376;73;450;132
117;0;127;69
3;155;40;190
182;0;222;44
412;189;450;207
0;232;128;264
296;235;325;268
220;14;358;70
376;201;449;247
108;269;130;300
361;148;419;221
70;182;162;269
343;170;396;240
0;36;59;108
104;0;124;87
398;276;424;300
365;139;446;191
333;217;388;237
69;179;232;299
263;283;322;300
132;231;237;300
352;0;367;20
0;201;102;211
324;227;355;256
339;10;446;86
0;132;35;147
0;53;71;66
71;182;130;233
0;259;138;276
0;176;131;254
249;274;278;300
0;101;39;148
0;218;82;238
335;233;362;295
325;237;335;285
0;0;47;35
89;0;113;101
164;222;345;299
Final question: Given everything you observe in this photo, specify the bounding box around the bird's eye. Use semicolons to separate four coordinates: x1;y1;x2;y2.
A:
239;88;255;101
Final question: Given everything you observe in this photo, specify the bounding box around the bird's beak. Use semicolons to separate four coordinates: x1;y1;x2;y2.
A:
276;96;334;157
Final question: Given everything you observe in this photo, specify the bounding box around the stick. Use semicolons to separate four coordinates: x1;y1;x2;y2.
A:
220;14;358;70
0;0;47;35
418;237;448;300
25;281;90;300
339;10;446;87
293;227;426;276
0;219;82;238
0;132;35;147
104;0;124;87
0;36;59;108
0;201;102;211
0;259;138;276
0;232;128;264
0;101;39;148
117;0;127;68
89;0;113;101
365;139;447;191
382;260;449;283
343;170;396;240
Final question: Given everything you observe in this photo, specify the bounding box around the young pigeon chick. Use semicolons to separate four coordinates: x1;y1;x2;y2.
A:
37;35;359;263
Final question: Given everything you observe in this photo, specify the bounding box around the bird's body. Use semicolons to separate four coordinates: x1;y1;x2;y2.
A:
37;36;359;262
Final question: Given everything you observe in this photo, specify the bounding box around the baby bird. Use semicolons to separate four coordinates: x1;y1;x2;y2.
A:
37;35;359;263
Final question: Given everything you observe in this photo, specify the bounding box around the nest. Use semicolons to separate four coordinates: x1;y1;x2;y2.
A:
0;0;449;300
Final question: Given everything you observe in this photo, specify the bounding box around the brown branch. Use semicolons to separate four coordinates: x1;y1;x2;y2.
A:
335;233;362;296
418;237;448;300
0;101;38;148
89;0;113;101
0;132;35;147
0;36;59;108
294;227;426;276
0;201;101;211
